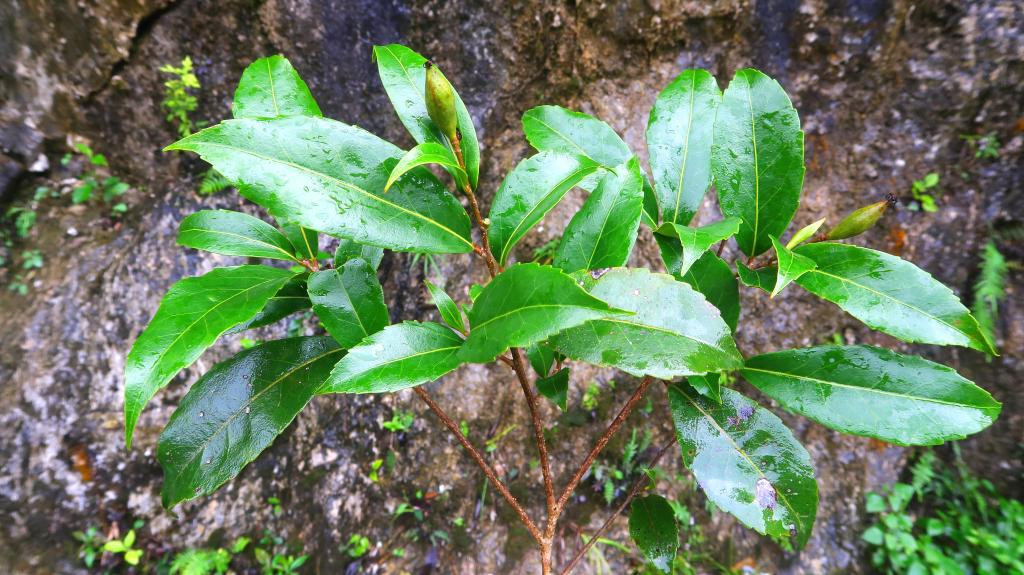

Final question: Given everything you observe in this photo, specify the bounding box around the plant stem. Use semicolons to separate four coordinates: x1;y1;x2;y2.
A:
558;436;677;575
451;130;500;278
413;387;543;544
510;348;557;523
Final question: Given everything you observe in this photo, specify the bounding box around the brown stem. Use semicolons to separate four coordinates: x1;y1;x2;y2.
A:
451;131;500;278
414;387;543;544
554;377;653;515
510;348;556;523
748;231;830;270
558;437;678;575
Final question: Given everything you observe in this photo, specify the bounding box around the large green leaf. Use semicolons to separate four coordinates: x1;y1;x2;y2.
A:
460;263;621;363
385;142;467;192
488;152;600;266
794;243;994;353
629;495;679;573
320;321;463;394
124;265;296;447
425;280;465;333
177;210;297;261
770;235;816;298
647;69;721;226
232;55;322;119
655;217;741;277
227;275;310;334
550;268;742;378
742;345;1001;445
679;252;739;333
307;260;389;348
712;69;804;257
668;384;818;548
373;44;480;189
553;158;643;273
158;336;341;508
166;116;474;254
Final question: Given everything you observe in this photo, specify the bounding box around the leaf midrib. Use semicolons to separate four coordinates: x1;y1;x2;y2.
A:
471;303;607;333
672;72;697;224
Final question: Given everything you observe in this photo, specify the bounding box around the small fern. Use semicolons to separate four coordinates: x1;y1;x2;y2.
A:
198;169;234;196
972;240;1008;354
909;450;936;499
169;548;230;575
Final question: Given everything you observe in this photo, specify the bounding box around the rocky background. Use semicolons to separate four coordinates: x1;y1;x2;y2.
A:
0;0;1021;573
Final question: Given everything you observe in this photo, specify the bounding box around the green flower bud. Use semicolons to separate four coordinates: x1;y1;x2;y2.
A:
826;199;891;240
424;61;458;143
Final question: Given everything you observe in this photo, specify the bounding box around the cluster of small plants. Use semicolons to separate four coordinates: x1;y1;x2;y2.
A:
124;46;1002;574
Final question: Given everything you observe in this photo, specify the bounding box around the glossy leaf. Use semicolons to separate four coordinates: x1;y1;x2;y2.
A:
386;142;467;192
158;337;341;508
527;344;557;377
488;152;600;265
536;367;569;411
770;235;816;298
629;494;679;572
786;217;825;250
679;252;739;332
522;105;632;167
425;280;465;333
334;239;384;270
553;158;643;272
736;261;775;293
232;55;322;119
124;265;296;447
687;373;723;403
795;243;994;354
742;345;1001;445
655;217;741;277
669;384;818;548
373;44;480;189
320;321;462;394
281;223;318;262
177;210;297;261
712;69;804;257
166;116;474;254
550;268;742;378
647;69;721;226
460;263;621;363
228;275;310;333
307;260;389;348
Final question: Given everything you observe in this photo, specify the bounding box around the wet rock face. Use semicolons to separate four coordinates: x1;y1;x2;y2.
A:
0;0;1021;573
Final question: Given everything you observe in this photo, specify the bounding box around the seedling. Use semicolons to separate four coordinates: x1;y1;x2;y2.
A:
382;409;415;432
960;133;1001;159
909;172;940;212
160;56;202;137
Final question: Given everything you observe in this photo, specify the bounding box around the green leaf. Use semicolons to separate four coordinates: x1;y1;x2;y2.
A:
373;44;480;189
526;344;557;377
647;69;722;226
522;105;632;167
736;261;776;293
158;336;342;508
232;55;322;119
177;210;298;261
679;252;739;332
550;268;742;378
307;260;389;348
741;345;1001;445
655;217;741;276
488;152;600;266
319;321;462;394
386;142;467;192
124;265;295;447
770;235;816;298
228;275;311;333
166;116;473;254
712;69;804;257
687;373;722;403
786;217;825;250
553;158;644;272
281;223;318;262
628;494;679;573
425;280;465;333
668;384;818;548
794;243;994;353
334;239;384;270
460;263;621;363
536;367;569;411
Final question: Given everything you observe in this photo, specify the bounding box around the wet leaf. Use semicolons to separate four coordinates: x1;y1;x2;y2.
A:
488;152;600;266
712;69;804;257
770;235;816;298
742;345;1001;445
794;243;995;354
125;265;296;447
281;223;318;262
536;367;569;411
228;275;310;333
550;268;742;378
460;263;621;363
385;141;467;191
687;373;722;403
334;239;384;270
374;44;480;189
158;336;341;508
655;217;741;277
166;116;473;254
679;252;739;332
320;322;463;394
736;261;775;293
177;210;297;261
669;384;818;548
647;69;722;226
553;158;644;272
629;494;679;573
232;55;322;119
425;280;465;333
307;260;389;348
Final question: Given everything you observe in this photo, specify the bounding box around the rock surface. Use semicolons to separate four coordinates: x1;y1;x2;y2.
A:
0;0;1021;573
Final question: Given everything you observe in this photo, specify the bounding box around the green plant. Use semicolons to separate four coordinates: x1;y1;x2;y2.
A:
66;143;131;213
72;526;104;569
101;529;143;566
971;240;1008;355
342;534;371;558
382;409;415;432
198;169;233;196
160;56;201;138
960;133;1001;159
909;172;941;212
127;49;1001;574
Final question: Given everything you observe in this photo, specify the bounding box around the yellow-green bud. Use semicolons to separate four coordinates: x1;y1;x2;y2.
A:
826;199;891;240
424;61;458;143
